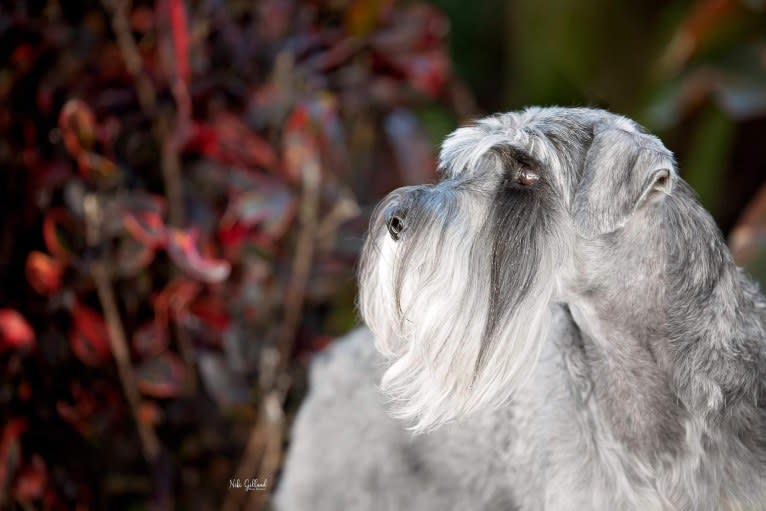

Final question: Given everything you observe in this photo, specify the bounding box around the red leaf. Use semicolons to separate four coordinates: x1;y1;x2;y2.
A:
123;210;167;248
58;99;97;157
402;50;449;98
13;454;47;503
185;122;218;156
132;320;169;358
189;114;278;170
283;105;321;182
25;251;63;295
70;305;111;366
221;180;296;241
29;161;71;192
0;309;35;351
18;381;32;401
138;401;162;426
169;0;190;84
189;297;229;331
131;6;155;33
153;278;202;324
1;419;26;444
218;221;250;253
166;228;231;283
56;395;94;438
309;335;332;353
179;296;230;347
42;208;82;264
11;44;36;67
136;352;185;398
115;235;156;277
189;298;229;330
75;151;121;184
0;419;27;495
284;104;312;134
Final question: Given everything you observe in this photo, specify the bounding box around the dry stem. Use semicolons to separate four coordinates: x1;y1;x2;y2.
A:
104;0;195;392
223;152;322;511
85;196;161;465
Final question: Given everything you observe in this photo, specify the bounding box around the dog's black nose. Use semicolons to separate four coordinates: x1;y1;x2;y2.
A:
385;207;406;241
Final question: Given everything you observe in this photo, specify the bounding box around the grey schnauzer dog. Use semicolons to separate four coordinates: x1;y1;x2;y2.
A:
275;107;766;510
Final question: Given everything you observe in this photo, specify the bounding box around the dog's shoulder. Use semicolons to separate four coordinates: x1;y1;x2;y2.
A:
275;328;407;509
307;326;384;394
292;326;390;438
276;327;519;510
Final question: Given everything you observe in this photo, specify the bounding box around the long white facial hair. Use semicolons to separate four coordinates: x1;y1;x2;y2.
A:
359;143;561;433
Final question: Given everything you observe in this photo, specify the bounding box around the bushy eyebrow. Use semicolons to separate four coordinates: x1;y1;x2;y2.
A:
491;145;544;172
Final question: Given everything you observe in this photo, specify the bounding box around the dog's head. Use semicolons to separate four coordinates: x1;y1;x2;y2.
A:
359;107;678;431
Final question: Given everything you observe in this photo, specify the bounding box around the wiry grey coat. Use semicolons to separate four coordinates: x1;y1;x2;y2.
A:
275;107;766;510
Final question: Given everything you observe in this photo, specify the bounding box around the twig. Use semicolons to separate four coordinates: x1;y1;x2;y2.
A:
222;391;285;511
247;393;285;511
84;195;161;465
155;111;195;392
153;24;195;387
276;156;322;376
221;417;267;511
104;0;186;228
155;0;191;227
315;194;360;251
103;0;185;224
155;113;186;228
222;147;322;511
105;0;196;393
95;263;161;464
102;0;157;114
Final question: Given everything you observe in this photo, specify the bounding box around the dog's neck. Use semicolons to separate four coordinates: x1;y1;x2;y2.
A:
562;182;766;459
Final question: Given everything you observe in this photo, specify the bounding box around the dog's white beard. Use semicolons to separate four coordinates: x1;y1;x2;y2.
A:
359;219;557;433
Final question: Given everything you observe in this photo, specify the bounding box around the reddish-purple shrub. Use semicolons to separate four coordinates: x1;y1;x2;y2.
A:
0;1;469;508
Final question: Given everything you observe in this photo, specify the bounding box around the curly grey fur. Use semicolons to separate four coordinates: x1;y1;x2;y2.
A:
275;107;766;510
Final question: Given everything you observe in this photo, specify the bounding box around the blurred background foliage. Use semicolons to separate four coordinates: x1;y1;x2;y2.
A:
0;0;765;510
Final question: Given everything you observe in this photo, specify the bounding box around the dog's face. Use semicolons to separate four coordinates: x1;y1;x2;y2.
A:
359;107;677;431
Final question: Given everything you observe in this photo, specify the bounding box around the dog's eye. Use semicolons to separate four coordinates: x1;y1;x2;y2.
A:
386;214;405;241
516;168;540;186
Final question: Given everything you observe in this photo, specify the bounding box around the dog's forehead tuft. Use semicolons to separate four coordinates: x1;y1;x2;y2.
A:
506;107;646;144
439;107;623;180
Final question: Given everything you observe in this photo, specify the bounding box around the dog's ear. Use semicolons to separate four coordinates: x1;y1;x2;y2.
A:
573;125;676;237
